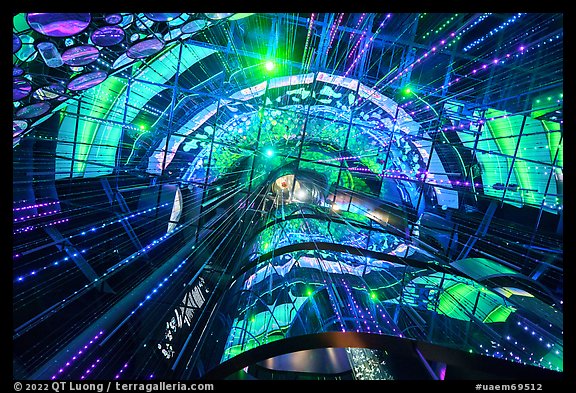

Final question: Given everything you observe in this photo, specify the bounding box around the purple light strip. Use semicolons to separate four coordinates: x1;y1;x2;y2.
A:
358;282;383;334
80;358;101;380
315;155;365;163
347;28;367;60
127;257;188;318
381;15;483;91
374;302;401;337
13;201;60;212
302;14;316;66
326;13;345;55
14;202;170;258
16;225;186;340
114;362;129;379
51;331;103;380
66;202;171;242
323;278;346;332
13;218;69;235
400;30;563;118
341;278;381;334
349;13;366;42
14;209;60;222
344;14;391;77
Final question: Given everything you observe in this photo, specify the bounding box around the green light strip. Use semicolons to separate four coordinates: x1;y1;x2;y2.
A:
486;109;528;205
482;304;513;323
543;121;562;168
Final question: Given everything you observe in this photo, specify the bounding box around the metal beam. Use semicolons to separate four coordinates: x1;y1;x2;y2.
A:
100;178;147;256
30;234;198;380
44;226;114;294
314;13;336;71
456;200;497;261
500;115;527;204
286;14;562;79
414;346;440;380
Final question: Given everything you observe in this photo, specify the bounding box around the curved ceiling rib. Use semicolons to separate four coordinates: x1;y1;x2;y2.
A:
12;12;563;381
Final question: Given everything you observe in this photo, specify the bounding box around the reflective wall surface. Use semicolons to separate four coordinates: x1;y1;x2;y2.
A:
186;197;562;379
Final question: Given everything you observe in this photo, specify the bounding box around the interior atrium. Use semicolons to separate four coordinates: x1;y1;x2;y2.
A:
12;12;564;381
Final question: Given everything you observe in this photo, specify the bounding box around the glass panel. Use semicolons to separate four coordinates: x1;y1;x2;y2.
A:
27;13;91;37
90;26;125;47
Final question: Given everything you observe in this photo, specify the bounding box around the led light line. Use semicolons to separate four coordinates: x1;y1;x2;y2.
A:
50;331;104;380
14;224;186;338
344;14;391;78
401;30;563;118
14;201;171;264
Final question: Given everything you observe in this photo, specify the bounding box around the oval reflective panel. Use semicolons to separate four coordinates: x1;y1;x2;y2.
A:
13;77;32;101
13;66;24;77
130;33;143;43
228;13;255;21
27;13;91;37
144;13;182;22
15;102;51;119
105;13;123;25
61;45;100;66
32;84;66;101
67;71;108;91
91;25;125;47
126;37;165;59
181;19;208;34
13;33;22;53
204;13;234;20
13;120;29;138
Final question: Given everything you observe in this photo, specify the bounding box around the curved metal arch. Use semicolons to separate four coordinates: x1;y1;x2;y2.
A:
232;241;464;285
202;331;562;380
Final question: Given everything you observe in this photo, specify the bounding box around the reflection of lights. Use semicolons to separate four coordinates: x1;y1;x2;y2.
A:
295;189;308;200
331;203;340;211
265;148;274;157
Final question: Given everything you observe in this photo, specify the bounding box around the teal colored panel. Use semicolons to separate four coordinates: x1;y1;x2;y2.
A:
55;43;216;178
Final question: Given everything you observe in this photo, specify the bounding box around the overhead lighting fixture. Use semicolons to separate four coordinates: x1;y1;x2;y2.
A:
265;61;276;71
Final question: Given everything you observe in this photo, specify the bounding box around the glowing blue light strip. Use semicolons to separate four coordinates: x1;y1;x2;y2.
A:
14;202;172;281
463;13;526;52
15;224;186;338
